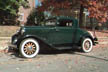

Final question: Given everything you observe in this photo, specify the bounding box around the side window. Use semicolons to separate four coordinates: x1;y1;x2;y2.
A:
45;19;56;26
66;22;73;27
58;20;73;27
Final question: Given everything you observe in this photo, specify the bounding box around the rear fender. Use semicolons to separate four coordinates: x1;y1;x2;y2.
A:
79;34;94;46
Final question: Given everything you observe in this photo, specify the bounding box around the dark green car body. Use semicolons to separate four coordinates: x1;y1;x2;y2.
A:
11;16;97;50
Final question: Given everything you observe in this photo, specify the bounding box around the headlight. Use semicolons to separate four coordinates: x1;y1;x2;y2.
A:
15;28;20;34
16;29;20;33
11;34;18;44
13;38;18;44
21;29;25;35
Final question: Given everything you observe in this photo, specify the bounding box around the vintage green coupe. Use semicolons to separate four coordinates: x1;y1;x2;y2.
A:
11;16;98;58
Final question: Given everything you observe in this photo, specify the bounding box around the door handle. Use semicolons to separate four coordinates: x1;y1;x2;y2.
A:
54;27;59;32
55;29;59;32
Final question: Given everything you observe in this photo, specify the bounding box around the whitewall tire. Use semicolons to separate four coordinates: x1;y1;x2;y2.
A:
81;38;93;53
19;38;40;58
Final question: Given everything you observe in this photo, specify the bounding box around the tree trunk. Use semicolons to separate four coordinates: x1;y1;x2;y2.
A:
79;4;84;28
90;17;93;29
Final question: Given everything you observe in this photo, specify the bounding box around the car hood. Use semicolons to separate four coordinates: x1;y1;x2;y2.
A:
22;26;44;29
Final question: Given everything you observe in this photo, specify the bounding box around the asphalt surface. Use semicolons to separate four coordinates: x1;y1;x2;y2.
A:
0;47;108;72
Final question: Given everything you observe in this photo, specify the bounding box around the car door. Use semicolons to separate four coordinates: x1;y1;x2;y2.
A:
47;19;76;47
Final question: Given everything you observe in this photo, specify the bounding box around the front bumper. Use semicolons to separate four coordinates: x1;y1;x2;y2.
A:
93;37;98;45
9;43;17;48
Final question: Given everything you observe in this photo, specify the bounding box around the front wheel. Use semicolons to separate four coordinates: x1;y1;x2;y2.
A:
19;38;40;58
81;38;93;53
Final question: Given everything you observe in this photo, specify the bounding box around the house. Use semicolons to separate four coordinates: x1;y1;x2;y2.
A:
18;0;42;25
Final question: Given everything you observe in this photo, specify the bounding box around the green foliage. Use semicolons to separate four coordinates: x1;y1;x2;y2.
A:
0;0;28;15
26;9;45;26
0;0;28;25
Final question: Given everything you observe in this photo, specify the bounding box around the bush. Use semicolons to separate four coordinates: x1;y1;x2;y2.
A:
26;9;45;26
0;10;18;26
0;0;29;26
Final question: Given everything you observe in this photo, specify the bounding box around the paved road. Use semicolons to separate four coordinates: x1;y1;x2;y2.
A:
0;47;108;72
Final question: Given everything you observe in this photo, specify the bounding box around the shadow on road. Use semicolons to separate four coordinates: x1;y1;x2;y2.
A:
75;53;108;61
7;46;79;58
7;46;108;62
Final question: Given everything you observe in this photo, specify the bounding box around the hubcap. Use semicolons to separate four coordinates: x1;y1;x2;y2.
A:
24;42;36;55
84;40;91;50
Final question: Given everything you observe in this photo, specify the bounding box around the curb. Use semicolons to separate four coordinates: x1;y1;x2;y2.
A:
98;37;108;39
99;42;108;44
0;37;11;40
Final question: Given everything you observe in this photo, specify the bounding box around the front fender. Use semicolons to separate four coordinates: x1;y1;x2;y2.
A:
16;34;52;48
17;35;42;44
79;33;94;46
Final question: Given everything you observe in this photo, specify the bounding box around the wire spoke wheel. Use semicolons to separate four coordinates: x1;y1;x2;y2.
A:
20;38;40;58
82;38;93;53
24;42;36;55
84;41;91;50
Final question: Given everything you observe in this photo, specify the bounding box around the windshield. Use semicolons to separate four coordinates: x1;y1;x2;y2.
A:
44;19;56;26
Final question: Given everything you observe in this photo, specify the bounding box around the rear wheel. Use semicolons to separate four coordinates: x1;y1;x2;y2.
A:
81;38;93;53
19;38;40;58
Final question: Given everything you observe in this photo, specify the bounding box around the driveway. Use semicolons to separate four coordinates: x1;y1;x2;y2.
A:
0;47;108;72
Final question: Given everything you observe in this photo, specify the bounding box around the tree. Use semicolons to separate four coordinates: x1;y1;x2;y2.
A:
38;0;79;14
81;0;108;23
0;0;28;25
37;0;83;27
26;9;45;26
38;0;108;23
